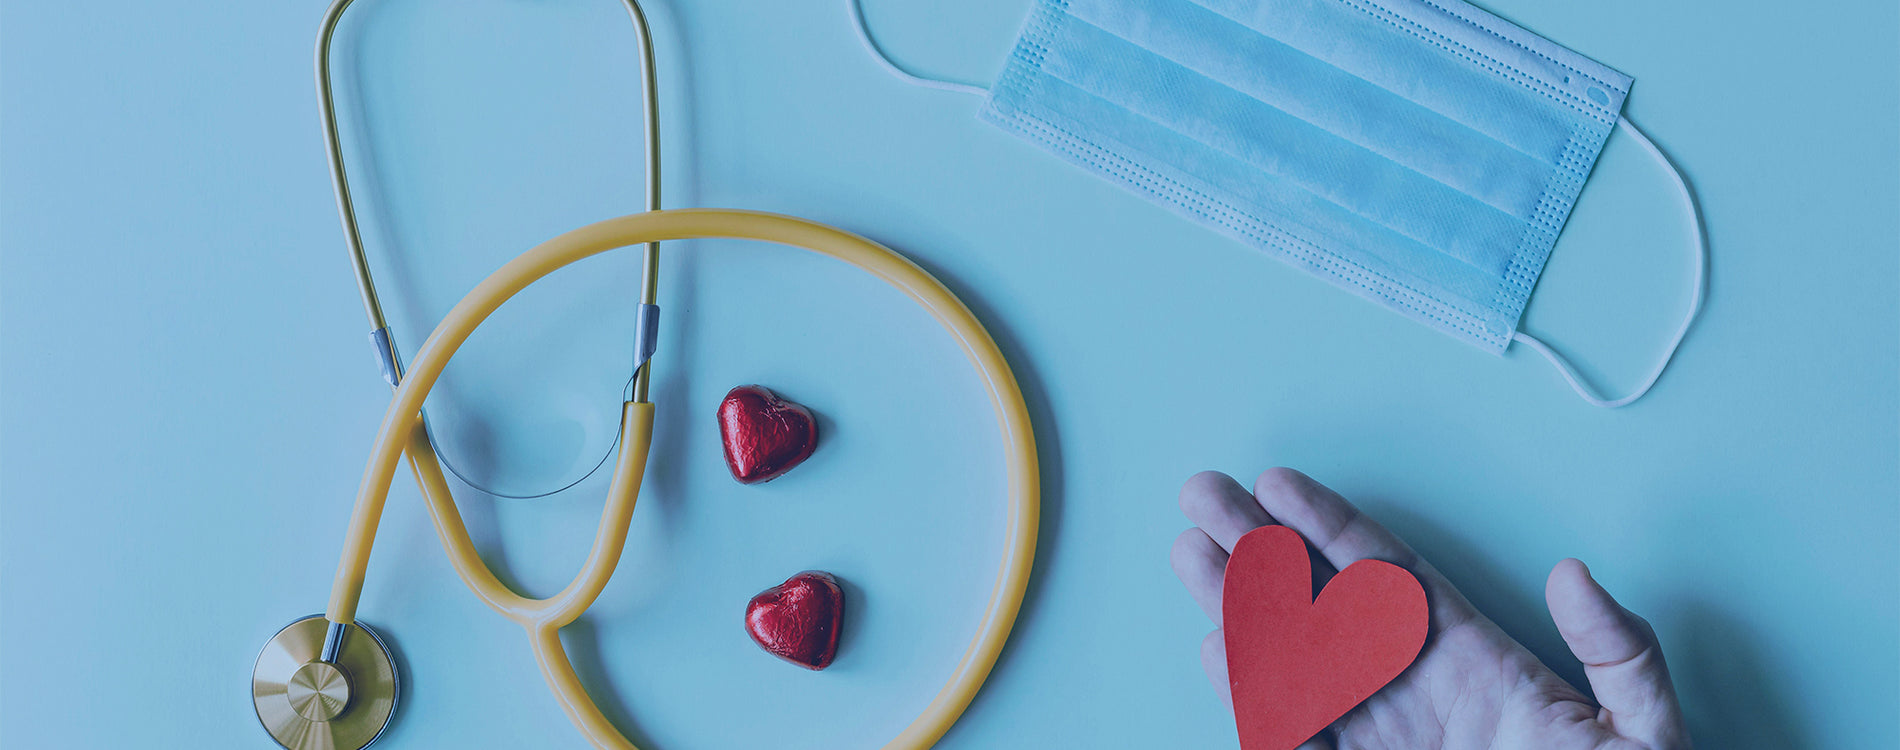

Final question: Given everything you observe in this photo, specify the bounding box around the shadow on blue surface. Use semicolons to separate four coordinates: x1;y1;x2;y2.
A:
892;244;1069;746
564;617;662;749
1674;599;1810;750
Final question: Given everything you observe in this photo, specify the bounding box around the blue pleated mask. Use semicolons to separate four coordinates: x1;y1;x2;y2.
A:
848;0;1704;407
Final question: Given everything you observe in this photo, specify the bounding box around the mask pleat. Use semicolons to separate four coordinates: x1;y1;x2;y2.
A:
1063;0;1556;221
985;71;1507;316
1189;0;1605;157
1033;12;1528;279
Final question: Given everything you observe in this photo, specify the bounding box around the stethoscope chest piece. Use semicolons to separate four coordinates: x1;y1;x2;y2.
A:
253;615;399;750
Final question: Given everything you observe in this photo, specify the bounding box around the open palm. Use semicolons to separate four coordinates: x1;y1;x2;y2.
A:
1170;469;1690;750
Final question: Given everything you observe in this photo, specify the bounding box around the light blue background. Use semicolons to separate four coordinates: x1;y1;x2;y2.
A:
2;0;1895;747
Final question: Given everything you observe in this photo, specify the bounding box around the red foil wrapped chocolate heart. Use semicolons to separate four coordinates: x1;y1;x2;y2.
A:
745;571;844;670
717;385;818;484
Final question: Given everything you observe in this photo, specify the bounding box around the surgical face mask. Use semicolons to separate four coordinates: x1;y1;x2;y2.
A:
848;0;1705;408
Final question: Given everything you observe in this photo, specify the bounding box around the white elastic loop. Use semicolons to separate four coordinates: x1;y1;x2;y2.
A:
1514;115;1707;408
846;0;990;96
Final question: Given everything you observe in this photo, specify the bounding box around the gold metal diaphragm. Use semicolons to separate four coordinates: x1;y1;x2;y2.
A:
252;615;397;750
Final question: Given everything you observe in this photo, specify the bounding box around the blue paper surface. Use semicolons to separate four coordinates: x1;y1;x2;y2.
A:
1;0;1894;747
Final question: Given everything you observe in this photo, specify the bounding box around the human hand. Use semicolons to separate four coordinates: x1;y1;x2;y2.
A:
1170;469;1690;749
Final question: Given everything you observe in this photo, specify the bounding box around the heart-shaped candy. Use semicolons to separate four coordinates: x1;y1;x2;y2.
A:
1224;526;1427;749
717;385;818;484
745;571;845;670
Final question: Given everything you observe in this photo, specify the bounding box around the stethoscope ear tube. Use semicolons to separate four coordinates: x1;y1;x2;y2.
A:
310;209;1038;750
315;0;666;501
315;0;664;336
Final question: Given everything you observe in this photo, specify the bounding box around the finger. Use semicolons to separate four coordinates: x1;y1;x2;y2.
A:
1179;471;1276;552
1199;629;1232;709
1181;469;1340;586
1250;468;1479;627
1546;559;1688;747
1172;528;1228;623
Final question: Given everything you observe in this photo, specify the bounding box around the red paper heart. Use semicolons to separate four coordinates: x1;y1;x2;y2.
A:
1223;526;1427;749
717;385;818;484
745;571;844;670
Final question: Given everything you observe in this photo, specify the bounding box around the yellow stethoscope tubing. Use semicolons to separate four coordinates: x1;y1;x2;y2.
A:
324;208;1040;750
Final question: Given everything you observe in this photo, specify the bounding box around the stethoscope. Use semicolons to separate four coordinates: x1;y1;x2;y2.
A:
250;2;1040;749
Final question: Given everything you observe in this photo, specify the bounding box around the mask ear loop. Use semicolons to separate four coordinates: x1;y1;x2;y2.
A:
1512;116;1707;408
847;0;989;96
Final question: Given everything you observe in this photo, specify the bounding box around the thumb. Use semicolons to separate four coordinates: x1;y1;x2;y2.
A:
1545;559;1690;748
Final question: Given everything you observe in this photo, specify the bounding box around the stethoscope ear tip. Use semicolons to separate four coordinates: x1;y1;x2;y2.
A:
252;614;399;750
